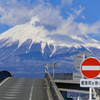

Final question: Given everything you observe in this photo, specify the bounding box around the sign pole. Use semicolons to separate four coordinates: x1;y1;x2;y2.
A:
51;62;57;80
53;67;54;79
89;87;92;100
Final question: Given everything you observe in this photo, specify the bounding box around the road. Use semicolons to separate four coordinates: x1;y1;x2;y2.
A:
0;77;48;100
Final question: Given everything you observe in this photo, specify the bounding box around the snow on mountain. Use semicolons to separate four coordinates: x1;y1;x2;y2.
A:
0;18;100;56
0;18;100;78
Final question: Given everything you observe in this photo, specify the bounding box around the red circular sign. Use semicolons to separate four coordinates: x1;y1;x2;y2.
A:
81;57;100;78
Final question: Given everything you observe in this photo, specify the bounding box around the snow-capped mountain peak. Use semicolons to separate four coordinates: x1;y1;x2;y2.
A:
0;18;100;78
0;18;100;55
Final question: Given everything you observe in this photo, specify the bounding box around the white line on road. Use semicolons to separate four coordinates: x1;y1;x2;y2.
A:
6;91;21;94
5;93;16;96
29;80;34;100
0;77;10;86
9;89;21;92
2;96;17;99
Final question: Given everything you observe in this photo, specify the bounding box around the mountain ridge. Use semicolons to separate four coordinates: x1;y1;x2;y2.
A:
0;19;100;78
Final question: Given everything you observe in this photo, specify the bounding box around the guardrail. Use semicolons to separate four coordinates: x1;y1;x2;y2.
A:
50;73;73;80
0;70;13;81
45;72;64;100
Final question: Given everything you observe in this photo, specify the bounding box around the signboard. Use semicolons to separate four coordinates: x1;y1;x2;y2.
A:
81;57;100;79
51;62;57;68
74;52;90;72
51;62;57;79
78;54;100;100
45;64;50;68
45;64;50;73
80;79;100;87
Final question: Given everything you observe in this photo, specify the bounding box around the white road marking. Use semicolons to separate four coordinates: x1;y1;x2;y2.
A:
9;89;21;91
2;96;17;99
6;91;21;94
29;80;34;100
2;78;25;99
5;93;16;96
0;77;10;86
1;78;36;100
12;84;22;86
11;86;22;89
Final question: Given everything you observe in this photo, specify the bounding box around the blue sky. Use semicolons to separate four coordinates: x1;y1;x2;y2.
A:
0;0;100;41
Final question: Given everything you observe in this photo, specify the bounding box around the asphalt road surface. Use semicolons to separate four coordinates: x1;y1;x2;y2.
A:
0;77;48;100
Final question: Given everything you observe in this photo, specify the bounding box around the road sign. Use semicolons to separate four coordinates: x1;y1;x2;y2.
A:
74;52;90;72
51;62;57;68
45;68;48;73
45;64;50;68
45;64;50;73
80;79;100;87
51;62;57;79
81;57;100;79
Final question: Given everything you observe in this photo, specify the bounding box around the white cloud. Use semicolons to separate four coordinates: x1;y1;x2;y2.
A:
50;13;100;36
0;0;63;27
71;6;85;18
67;0;73;6
0;0;100;38
0;0;31;26
81;15;85;19
89;20;100;34
61;0;73;6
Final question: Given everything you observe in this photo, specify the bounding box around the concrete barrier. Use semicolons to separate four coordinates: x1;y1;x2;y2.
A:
45;72;64;100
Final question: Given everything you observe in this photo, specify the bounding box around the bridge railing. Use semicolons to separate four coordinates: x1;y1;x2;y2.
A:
0;70;13;81
45;72;64;100
50;73;73;80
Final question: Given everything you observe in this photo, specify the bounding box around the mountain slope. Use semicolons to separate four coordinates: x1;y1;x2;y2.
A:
0;19;100;78
0;19;100;54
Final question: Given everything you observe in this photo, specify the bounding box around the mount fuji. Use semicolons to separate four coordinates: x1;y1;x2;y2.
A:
0;18;100;78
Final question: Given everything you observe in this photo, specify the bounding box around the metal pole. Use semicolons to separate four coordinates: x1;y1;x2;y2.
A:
77;96;80;100
89;87;92;100
53;67;54;79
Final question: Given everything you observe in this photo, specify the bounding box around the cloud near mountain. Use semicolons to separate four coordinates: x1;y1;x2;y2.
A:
0;0;100;37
